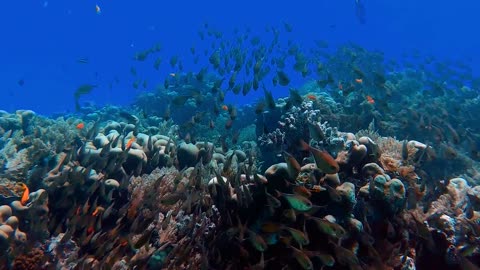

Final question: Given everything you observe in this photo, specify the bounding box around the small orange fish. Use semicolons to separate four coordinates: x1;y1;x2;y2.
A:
222;105;228;111
95;4;101;14
307;94;316;101
293;185;312;198
18;183;29;205
126;136;136;149
76;122;85;129
87;226;95;235
366;95;375;104
92;206;103;217
355;78;363;84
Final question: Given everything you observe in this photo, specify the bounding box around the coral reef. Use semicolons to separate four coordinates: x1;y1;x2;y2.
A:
0;203;29;268
0;96;479;270
1;24;480;270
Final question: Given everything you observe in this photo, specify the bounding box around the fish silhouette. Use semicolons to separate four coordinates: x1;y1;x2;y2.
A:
355;0;366;24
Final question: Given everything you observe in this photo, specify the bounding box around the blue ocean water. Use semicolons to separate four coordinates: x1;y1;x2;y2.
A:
1;0;478;115
2;2;480;268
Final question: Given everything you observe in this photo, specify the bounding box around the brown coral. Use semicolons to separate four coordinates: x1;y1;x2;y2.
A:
380;155;401;172
377;137;418;167
12;248;45;270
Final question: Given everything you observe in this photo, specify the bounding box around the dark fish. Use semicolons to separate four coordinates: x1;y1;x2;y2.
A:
160;192;186;205
247;229;267;252
402;140;409;161
198;30;205;40
316;79;328;88
132;80;140;89
277;70;290;86
301;140;339;174
253;75;260;90
134;50;150;61
74;84;96;99
242;81;252;96
445;123;460;144
283;22;293;32
211;78;224;93
254;59;262;75
293;53;307;73
288;44;299;55
355;0;366;24
229;72;237;89
17;79;25;86
309;216;346;239
250;36;261;46
272;75;278;86
325;185;342;202
74;84;97;111
213;103;220;116
255;100;265;114
77;57;89;64
195;67;207;82
232;130;240;144
284;226;309;246
316;62;324;75
228;105;237;120
118;112;138;125
301;67;309;77
169;55;178;67
164;78;169;89
172;95;190;106
263;85;276;110
152;43;162;52
276;56;286;69
282;208;297;223
317;73;334;88
218;90;225;102
283;151;301;181
130;67;137;76
277;191;312;212
352;66;365;79
153;57;162;70
133;227;154;249
209;119;215;130
373;71;386;86
308;122;326;142
232;85;241;95
209;51;221;69
315;40;329;48
291;246;313;269
289;88;303;105
293;185;312;198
